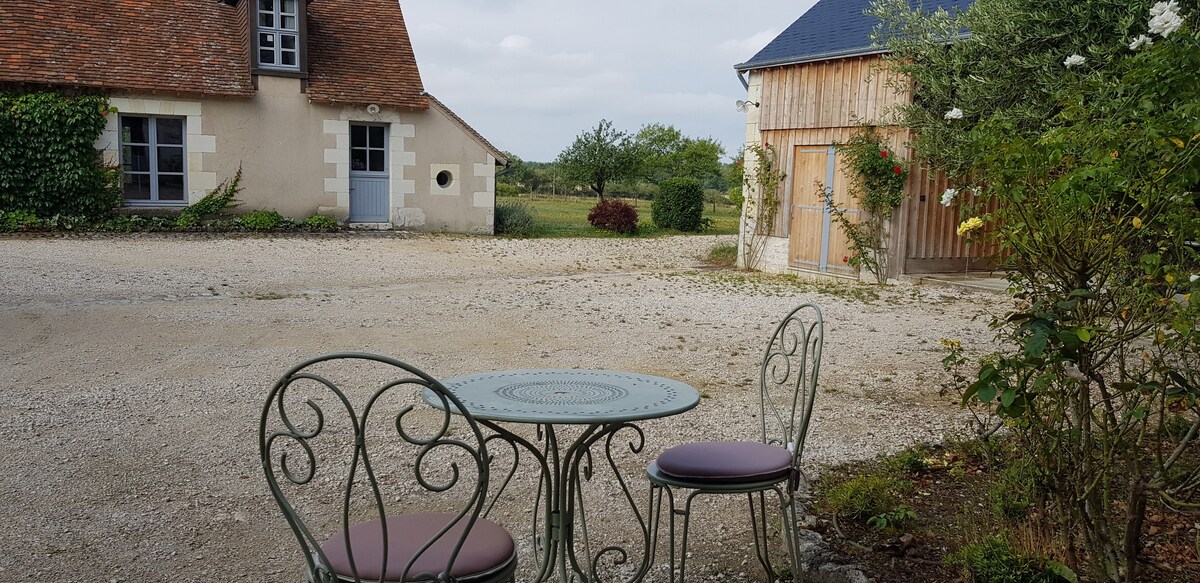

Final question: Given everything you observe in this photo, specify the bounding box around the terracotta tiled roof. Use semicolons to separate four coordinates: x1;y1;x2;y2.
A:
425;93;507;166
0;0;427;108
0;0;254;96
306;0;428;111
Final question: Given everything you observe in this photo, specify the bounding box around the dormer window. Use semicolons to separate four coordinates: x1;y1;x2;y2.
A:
255;0;300;71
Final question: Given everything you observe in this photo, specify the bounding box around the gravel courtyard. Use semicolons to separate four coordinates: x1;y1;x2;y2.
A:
0;234;1006;582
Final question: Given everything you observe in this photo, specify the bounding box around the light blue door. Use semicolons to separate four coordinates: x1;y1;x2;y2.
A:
348;124;389;222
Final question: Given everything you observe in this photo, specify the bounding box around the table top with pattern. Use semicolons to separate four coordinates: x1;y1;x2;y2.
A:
424;368;700;424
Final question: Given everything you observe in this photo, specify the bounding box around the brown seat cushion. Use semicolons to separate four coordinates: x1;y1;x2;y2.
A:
655;441;792;484
319;512;515;582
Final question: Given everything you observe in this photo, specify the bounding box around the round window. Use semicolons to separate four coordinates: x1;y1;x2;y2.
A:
436;170;453;188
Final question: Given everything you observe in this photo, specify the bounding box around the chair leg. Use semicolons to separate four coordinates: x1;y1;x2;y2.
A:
655;487;793;583
649;482;683;583
676;490;703;583
648;483;667;581
652;483;706;583
747;491;777;581
773;487;800;580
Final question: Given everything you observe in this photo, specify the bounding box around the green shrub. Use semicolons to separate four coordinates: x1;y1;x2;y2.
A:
728;186;744;210
305;214;337;230
822;474;908;523
866;505;916;530
652;177;705;231
96;214;175;232
885;444;931;474
0;92;121;218
706;242;737;267
989;461;1035;522
948;536;1069;583
43;214;89;231
238;209;284;231
495;200;536;237
175;212;200;229
185;167;242;217
586;198;638;234
495;182;522;197
0;209;43;232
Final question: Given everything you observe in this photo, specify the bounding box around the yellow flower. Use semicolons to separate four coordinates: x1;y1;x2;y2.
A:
1166;274;1176;283
956;217;985;236
1132;217;1144;228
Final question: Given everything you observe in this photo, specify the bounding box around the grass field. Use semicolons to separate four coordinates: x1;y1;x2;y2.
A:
498;194;741;238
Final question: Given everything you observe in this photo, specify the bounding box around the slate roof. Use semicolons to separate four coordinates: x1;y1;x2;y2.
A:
736;0;974;71
0;0;428;110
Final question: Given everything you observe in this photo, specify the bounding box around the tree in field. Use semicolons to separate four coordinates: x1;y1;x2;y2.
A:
725;147;745;209
872;0;1200;580
555;119;640;198
636;123;726;187
496;150;533;191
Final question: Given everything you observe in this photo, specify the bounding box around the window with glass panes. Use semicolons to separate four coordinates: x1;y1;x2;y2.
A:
255;0;300;70
120;116;187;204
350;125;387;173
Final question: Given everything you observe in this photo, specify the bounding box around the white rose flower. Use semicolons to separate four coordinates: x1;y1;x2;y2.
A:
1191;274;1199;283
1150;1;1180;18
1129;34;1154;50
940;188;958;206
1064;54;1087;67
944;107;964;120
1149;10;1184;37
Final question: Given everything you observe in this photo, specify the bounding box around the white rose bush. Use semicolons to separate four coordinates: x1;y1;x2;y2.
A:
870;0;1200;581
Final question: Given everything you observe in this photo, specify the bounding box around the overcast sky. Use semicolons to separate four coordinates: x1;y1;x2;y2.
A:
400;1;819;162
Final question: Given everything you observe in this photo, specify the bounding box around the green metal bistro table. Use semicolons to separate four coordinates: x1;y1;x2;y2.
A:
423;369;700;583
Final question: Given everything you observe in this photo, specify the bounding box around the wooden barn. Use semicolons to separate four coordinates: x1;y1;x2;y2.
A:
734;0;988;278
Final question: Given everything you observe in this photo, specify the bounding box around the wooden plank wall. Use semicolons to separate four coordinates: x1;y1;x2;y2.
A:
757;56;908;238
901;165;1002;273
755;55;995;274
760;55;909;132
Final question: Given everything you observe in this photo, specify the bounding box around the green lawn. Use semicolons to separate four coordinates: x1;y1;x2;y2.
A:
498;194;740;238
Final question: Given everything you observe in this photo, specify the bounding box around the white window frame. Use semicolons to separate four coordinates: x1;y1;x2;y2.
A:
349;124;389;176
255;0;301;71
119;115;188;206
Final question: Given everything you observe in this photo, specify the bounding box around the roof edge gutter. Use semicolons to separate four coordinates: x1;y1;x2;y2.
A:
735;47;891;73
734;32;970;72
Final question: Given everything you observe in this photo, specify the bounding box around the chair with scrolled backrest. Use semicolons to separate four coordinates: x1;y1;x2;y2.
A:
647;304;823;582
259;353;517;583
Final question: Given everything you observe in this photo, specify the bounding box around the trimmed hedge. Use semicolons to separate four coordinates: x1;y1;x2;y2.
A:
0;92;120;218
652;177;704;232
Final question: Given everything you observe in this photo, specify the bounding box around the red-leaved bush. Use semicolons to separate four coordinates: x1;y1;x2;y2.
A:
586;198;639;234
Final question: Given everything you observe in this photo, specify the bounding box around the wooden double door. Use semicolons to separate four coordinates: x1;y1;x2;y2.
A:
788;145;861;277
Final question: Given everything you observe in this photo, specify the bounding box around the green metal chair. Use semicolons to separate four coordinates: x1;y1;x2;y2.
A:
647;304;824;582
259;353;518;583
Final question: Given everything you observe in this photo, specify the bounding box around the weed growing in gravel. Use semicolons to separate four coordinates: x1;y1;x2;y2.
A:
704;242;737;267
695;271;885;305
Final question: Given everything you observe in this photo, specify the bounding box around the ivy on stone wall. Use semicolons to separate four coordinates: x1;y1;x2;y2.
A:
0;91;121;218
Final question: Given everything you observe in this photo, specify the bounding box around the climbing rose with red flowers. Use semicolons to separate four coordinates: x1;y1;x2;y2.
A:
881;151;888;158
893;166;902;174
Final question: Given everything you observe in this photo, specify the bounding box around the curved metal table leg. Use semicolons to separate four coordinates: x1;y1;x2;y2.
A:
476;419;655;583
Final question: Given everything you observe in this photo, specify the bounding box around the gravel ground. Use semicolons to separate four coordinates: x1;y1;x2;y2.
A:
0;234;1007;582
